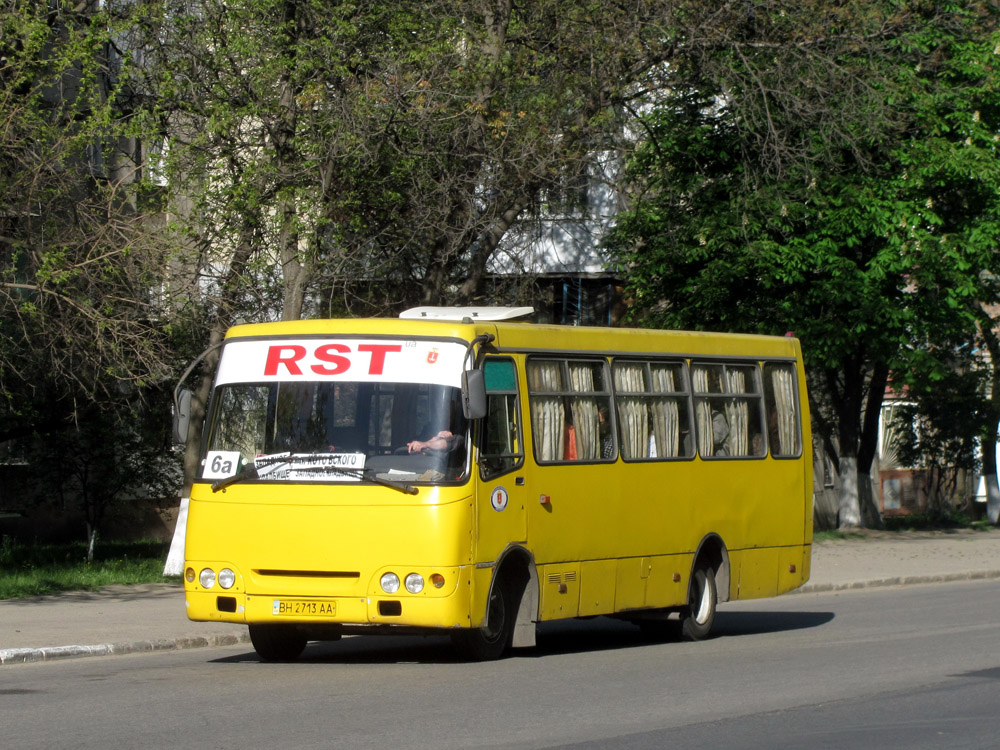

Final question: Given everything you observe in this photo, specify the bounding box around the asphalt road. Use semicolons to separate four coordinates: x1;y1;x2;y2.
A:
4;580;999;750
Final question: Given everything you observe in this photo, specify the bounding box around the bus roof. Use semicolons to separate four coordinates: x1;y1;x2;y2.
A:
223;315;801;361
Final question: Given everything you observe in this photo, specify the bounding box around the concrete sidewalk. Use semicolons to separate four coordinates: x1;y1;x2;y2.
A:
2;530;999;665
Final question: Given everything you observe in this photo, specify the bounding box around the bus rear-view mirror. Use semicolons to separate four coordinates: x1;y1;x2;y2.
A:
173;388;193;444
461;369;487;420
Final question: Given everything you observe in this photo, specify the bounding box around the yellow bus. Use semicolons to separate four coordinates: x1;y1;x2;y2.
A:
181;307;812;661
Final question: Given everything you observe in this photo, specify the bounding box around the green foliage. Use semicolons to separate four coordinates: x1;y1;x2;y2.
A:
130;0;652;318
1;1;188;419
888;367;987;472
606;3;1000;479
0;3;197;533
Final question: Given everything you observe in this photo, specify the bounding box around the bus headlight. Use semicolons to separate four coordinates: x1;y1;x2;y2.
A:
380;572;400;594
218;568;236;590
199;568;216;589
404;573;424;594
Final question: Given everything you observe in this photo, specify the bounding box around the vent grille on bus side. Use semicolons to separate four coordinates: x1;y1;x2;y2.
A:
547;571;577;584
255;569;361;579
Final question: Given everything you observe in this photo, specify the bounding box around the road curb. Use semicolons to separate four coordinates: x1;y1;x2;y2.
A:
0;632;251;666
796;569;1000;594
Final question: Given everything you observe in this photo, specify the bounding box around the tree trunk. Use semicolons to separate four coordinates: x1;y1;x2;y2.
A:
984;427;1000;525
87;524;97;564
856;362;888;529
838;455;863;527
456;198;527;303
976;304;1000;526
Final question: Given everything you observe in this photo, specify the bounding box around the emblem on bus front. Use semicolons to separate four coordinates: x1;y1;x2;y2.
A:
490;486;509;512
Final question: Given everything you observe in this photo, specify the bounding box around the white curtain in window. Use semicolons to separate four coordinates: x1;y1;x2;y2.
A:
568;363;600;460
528;362;565;461
650;367;680;458
692;366;714;456
725;369;749;456
613;363;647;458
771;366;798;454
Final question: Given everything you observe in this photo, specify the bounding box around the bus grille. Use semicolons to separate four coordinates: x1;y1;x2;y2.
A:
254;569;361;579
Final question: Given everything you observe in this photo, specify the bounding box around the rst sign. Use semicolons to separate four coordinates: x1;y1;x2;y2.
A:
215;338;467;386
264;343;400;377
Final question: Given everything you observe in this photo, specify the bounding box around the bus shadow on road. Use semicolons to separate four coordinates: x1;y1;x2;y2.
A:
211;610;835;665
524;610;835;658
713;610;835;636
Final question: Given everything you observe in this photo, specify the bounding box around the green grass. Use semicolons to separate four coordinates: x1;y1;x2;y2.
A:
814;511;997;541
0;537;180;600
881;511;994;532
813;529;869;542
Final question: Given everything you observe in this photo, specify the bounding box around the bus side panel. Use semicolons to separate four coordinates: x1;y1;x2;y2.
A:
614;557;649;611
645;553;692;608
524;459;806;562
735;547;779;599
578;560;616;616
538;563;581;620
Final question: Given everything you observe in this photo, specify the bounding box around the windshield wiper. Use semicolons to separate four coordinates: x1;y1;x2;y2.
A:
309;465;418;495
211;455;417;495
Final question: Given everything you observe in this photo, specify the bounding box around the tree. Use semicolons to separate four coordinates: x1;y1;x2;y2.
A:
1;1;180;426
605;2;1000;527
130;0;689;485
1;1;190;539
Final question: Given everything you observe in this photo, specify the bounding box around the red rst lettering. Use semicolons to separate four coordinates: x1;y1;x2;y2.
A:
311;343;351;375
358;344;402;375
264;345;306;376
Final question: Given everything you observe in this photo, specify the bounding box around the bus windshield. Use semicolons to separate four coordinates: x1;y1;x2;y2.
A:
203;379;469;485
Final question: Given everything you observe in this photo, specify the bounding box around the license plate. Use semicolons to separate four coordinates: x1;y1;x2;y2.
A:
272;599;337;617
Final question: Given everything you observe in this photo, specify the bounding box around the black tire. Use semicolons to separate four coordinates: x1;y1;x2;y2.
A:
680;565;717;641
451;577;516;661
248;624;308;662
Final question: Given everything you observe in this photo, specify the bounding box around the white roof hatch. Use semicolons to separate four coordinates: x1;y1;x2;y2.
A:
399;306;534;322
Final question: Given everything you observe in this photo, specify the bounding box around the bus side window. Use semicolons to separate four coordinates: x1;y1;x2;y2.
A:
480;359;524;478
692;363;765;459
612;360;692;460
763;363;802;457
527;358;614;463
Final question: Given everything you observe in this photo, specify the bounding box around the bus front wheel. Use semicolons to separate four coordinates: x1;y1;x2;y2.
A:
680;565;717;641
452;577;516;661
249;624;308;662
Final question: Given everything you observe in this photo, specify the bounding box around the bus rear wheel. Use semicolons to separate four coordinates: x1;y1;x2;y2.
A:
249;624;308;662
451;577;515;661
680;565;717;641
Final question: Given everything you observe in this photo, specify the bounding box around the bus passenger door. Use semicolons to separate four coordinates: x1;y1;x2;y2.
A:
474;358;527;563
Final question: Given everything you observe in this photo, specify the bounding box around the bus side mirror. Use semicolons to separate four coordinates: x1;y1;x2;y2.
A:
173;388;193;444
461;370;487;420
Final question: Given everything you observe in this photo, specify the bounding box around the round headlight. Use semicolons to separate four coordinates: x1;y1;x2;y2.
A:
404;573;424;594
380;572;400;594
199;568;216;589
430;573;446;589
218;568;236;590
